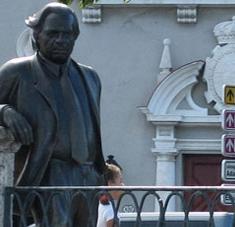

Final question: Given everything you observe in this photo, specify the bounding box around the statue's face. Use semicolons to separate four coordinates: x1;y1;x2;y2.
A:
37;13;76;64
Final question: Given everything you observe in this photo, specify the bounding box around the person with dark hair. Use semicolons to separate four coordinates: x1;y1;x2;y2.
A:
96;160;124;227
0;2;106;227
106;155;122;171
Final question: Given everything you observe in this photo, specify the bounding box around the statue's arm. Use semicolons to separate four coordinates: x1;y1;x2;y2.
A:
91;69;102;108
80;64;101;105
82;66;107;172
0;62;17;125
0;62;33;145
77;62;102;112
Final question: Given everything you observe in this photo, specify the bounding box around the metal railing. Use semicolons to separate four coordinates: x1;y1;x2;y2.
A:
4;186;235;227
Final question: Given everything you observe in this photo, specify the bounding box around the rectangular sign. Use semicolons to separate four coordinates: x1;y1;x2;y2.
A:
224;85;235;105
221;160;235;181
222;109;235;130
222;134;235;157
220;184;235;206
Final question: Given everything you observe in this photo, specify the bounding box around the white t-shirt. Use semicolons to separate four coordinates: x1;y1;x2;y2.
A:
96;202;114;227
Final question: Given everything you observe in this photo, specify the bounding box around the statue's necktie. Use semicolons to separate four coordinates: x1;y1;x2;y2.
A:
59;68;88;163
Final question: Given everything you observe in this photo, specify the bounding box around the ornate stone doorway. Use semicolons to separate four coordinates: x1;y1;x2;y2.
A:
140;16;235;211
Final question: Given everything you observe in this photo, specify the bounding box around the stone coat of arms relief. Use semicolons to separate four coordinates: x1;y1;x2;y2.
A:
204;16;235;113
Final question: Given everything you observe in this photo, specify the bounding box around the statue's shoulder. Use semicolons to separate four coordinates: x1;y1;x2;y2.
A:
77;62;96;74
0;55;34;75
73;60;101;83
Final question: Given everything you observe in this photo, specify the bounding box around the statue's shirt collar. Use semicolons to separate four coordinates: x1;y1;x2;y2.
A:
37;52;71;78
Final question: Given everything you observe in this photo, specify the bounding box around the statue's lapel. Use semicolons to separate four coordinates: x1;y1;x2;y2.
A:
30;55;58;120
75;63;100;125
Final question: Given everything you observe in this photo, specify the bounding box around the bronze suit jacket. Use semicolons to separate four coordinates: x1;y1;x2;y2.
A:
0;54;106;186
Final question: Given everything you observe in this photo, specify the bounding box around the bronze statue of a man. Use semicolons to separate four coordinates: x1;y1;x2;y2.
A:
0;2;106;226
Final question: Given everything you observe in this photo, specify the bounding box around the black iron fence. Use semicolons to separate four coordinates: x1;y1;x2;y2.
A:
3;186;235;227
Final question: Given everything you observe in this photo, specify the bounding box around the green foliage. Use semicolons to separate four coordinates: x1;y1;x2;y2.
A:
58;0;73;5
79;0;94;8
58;0;95;8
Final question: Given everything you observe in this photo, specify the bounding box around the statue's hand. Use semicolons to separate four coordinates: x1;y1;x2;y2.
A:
3;106;33;145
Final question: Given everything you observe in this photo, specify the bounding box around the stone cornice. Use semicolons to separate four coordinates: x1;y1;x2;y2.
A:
139;107;221;126
176;138;221;152
95;0;235;6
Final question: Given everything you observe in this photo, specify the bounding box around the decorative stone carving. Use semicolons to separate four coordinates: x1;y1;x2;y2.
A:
177;6;197;24
214;16;235;45
82;6;102;23
204;16;235;112
153;126;177;153
141;60;206;119
159;38;172;83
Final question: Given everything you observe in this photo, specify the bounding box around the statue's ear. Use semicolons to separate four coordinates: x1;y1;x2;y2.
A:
32;31;40;50
31;33;37;51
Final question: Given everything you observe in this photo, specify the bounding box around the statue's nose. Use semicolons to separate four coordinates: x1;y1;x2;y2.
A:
55;33;64;42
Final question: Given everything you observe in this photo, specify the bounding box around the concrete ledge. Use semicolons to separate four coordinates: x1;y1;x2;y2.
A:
0;127;20;153
120;212;233;227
